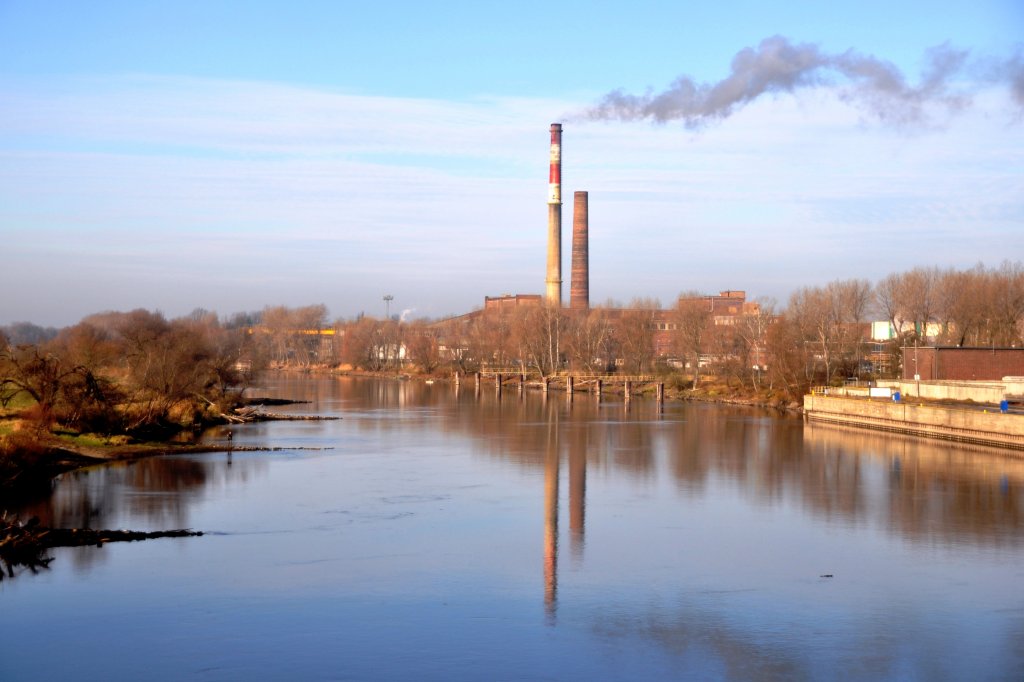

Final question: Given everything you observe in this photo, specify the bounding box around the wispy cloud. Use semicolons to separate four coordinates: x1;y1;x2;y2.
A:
0;71;1021;325
0;75;549;161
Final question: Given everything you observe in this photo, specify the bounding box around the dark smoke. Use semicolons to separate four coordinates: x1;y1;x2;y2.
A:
1000;50;1024;107
577;36;1020;128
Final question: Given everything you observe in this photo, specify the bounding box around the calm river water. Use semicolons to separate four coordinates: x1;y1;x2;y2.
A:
2;374;1023;681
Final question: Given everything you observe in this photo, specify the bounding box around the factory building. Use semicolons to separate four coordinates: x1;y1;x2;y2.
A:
464;123;762;366
468;123;757;356
484;294;543;312
902;347;1024;381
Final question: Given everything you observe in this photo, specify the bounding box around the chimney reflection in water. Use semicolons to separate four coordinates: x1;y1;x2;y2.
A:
568;428;586;559
543;420;559;620
543;406;589;622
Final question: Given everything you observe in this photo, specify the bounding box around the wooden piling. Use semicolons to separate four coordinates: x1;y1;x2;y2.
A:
656;382;664;410
566;375;574;402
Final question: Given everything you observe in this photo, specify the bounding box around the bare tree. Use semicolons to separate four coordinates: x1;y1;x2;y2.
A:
617;299;660;375
0;342;88;430
257;304;328;366
735;297;776;391
672;292;711;387
340;316;386;371
564;307;616;373
834;278;872;376
405;322;441;373
764;314;807;397
788;279;872;385
936;265;989;346
378;318;406;370
513;304;568;377
876;267;940;342
989;260;1024;346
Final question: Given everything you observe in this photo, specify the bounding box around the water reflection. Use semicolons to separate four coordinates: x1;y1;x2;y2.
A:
544;418;559;621
568;424;586;559
803;422;1023;545
14;453;268;572
18;375;1021;555
192;378;1017;543
544;413;591;621
4;374;1022;680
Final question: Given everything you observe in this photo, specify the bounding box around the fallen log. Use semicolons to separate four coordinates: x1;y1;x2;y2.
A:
1;514;203;580
240;398;311;406
33;526;203;546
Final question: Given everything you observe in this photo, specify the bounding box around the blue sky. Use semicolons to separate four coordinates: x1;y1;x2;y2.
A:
1;1;1022;326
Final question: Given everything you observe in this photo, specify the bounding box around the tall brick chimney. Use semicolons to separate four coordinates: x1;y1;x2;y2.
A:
569;191;589;310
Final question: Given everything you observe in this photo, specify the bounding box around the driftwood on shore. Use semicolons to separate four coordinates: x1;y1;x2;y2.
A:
0;514;202;580
223;405;341;424
218;445;334;452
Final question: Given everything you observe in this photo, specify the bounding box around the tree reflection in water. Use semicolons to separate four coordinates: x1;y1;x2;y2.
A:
15;455;268;571
3;374;1021;680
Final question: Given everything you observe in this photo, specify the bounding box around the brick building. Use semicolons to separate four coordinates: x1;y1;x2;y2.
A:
440;289;763;368
483;294;543;311
902;346;1024;381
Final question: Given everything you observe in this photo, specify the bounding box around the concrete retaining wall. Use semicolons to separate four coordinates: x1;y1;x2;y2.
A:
803;395;1024;452
875;380;1008;404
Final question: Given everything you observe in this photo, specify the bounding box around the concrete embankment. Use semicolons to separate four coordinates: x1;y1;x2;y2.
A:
803;395;1024;453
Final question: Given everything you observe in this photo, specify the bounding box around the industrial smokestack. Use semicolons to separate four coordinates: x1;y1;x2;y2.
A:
570;191;589;311
545;123;563;307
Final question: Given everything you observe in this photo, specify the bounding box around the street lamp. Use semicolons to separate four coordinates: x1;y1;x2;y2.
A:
383;295;394;320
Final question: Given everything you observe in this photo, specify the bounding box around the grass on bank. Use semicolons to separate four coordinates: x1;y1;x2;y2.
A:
53;431;132;448
0;391;35;417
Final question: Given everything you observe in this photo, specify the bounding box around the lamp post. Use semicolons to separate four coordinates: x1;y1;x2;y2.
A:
383;295;394;320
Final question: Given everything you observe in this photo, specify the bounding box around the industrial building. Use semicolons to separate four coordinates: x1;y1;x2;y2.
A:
903;347;1024;382
465;123;763;365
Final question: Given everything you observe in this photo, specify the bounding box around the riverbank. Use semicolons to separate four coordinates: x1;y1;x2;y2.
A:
804;394;1024;453
0;395;333;497
0;431;230;500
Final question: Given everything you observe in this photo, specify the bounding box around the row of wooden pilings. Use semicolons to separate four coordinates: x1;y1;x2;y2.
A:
454;372;665;410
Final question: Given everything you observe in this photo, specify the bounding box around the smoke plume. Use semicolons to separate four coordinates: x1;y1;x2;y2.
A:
1001;50;1024;108
577;36;1021;128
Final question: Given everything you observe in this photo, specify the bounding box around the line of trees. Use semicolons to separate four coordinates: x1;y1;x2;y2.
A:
875;262;1024;348
408;261;1022;395
4;262;1022;432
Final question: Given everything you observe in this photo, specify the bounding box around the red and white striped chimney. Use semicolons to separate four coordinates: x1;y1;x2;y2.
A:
545;123;563;307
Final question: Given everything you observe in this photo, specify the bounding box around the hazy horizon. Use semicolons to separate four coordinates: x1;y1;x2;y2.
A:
2;1;1022;328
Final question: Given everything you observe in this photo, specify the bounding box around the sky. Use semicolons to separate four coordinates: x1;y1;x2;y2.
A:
1;0;1022;326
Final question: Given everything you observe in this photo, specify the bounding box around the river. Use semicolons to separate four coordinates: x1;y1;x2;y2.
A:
2;374;1023;681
